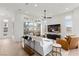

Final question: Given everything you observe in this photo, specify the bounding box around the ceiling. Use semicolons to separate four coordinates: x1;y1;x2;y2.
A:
0;3;79;18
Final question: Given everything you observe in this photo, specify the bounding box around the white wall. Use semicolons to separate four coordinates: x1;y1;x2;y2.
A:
13;7;79;40
0;8;15;39
40;8;79;38
72;8;79;36
52;7;79;37
53;11;73;38
14;12;24;41
40;17;62;36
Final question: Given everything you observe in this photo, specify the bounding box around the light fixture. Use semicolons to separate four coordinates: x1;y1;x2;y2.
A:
34;4;38;7
65;8;69;10
43;9;52;19
3;19;8;22
25;3;29;5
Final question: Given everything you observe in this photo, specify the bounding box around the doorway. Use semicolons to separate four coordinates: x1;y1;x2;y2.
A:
0;17;14;39
3;19;9;39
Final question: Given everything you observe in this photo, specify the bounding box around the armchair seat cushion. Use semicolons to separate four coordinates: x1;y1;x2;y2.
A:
56;39;69;50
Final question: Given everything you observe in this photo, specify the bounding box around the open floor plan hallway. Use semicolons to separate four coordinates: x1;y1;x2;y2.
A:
0;39;28;56
0;38;79;56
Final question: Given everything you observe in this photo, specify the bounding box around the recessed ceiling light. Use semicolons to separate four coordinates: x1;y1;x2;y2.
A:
3;19;8;22
34;4;38;7
65;8;69;10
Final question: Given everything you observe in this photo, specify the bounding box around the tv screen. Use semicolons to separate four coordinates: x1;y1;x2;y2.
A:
48;24;60;32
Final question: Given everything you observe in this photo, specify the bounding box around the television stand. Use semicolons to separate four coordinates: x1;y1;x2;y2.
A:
47;34;61;40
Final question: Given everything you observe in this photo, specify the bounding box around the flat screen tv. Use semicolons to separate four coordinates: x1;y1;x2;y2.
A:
48;24;60;32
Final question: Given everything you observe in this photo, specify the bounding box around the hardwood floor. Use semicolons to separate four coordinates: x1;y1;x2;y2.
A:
0;39;28;56
0;39;79;56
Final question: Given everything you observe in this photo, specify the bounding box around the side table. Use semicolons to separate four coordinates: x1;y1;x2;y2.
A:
52;43;62;56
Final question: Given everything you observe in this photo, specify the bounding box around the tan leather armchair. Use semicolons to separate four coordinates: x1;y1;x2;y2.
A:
56;36;79;50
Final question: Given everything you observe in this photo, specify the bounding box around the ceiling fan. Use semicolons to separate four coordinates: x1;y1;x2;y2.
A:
42;10;52;20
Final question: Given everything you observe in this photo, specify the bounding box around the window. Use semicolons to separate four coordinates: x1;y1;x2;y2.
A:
64;15;72;35
64;15;72;27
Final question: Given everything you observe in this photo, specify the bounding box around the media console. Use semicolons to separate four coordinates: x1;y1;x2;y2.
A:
47;34;61;40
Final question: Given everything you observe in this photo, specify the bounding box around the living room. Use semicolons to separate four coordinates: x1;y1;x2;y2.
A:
21;3;79;56
0;3;79;56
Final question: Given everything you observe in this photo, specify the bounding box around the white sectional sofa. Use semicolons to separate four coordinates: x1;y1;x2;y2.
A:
25;36;53;56
34;37;53;55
